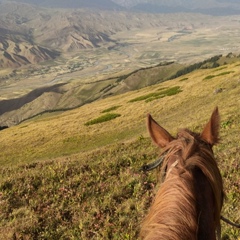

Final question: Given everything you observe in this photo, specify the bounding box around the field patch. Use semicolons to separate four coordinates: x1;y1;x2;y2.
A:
85;113;121;126
203;71;235;80
101;105;122;113
128;86;182;103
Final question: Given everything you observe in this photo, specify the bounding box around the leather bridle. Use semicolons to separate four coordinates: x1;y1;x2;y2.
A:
140;154;165;172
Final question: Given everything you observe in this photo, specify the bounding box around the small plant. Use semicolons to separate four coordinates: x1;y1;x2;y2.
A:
212;66;227;72
221;119;233;129
101;105;121;113
162;86;182;96
203;71;234;80
85;113;121;126
217;71;234;76
128;93;162;102
179;77;188;81
203;75;215;80
128;86;182;103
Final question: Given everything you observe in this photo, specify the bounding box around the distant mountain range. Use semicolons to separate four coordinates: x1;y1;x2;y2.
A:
1;0;240;68
0;1;126;67
0;27;60;68
114;0;240;15
3;0;240;15
2;0;124;10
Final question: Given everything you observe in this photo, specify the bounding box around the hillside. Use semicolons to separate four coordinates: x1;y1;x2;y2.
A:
0;30;60;68
0;3;62;67
1;54;239;127
0;60;239;239
0;61;184;126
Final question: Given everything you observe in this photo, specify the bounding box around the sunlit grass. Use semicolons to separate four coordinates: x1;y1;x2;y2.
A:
128;86;182;103
0;61;240;239
85;113;121;126
203;71;235;80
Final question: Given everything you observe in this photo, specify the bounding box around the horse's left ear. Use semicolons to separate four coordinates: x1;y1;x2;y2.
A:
147;114;174;148
200;107;220;146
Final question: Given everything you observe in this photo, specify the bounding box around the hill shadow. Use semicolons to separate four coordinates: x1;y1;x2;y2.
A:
0;83;66;116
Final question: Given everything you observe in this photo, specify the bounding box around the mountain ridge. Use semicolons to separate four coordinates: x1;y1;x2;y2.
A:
1;54;239;127
3;0;240;15
113;0;240;15
1;0;124;10
1;1;240;68
0;28;60;68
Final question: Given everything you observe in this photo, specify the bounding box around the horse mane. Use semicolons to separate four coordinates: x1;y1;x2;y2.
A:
140;129;224;240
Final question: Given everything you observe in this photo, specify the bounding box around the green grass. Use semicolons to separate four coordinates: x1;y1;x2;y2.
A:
212;66;228;72
101;105;121;113
1;118;239;239
85;113;121;126
203;71;235;80
204;75;215;80
0;138;156;239
179;77;188;81
128;86;182;103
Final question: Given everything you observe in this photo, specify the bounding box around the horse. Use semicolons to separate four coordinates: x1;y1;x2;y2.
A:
140;107;224;240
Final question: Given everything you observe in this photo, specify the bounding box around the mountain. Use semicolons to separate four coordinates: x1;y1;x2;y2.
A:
0;1;172;68
4;0;240;14
0;2;62;67
4;0;124;10
0;1;121;68
1;0;240;68
113;0;240;15
3;0;240;15
0;28;60;68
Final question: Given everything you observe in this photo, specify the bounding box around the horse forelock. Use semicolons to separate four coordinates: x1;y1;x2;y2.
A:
165;129;223;218
141;129;224;240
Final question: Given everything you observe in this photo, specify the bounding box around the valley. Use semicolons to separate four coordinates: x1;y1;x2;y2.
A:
1;15;240;127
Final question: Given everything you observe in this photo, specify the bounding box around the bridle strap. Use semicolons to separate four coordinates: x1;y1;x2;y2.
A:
140;155;165;171
221;215;240;228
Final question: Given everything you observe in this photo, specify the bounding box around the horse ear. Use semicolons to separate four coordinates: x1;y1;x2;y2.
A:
147;114;174;148
200;107;220;146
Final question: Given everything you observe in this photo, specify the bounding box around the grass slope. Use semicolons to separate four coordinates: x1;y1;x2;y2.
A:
0;62;240;239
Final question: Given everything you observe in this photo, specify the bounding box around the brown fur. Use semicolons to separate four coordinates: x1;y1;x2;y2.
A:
141;109;224;240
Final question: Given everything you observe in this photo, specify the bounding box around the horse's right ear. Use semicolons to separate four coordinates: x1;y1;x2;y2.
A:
147;114;174;148
200;107;220;146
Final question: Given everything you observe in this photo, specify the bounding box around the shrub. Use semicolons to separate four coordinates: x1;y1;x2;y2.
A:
203;75;215;80
101;105;121;113
203;71;234;80
179;77;188;82
85;113;121;126
129;86;182;103
217;71;234;76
